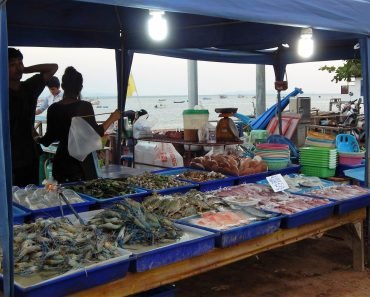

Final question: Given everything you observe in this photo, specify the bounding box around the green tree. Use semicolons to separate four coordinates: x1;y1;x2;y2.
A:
319;59;361;83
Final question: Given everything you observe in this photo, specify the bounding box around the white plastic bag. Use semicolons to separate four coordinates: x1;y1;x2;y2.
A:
133;114;157;139
68;117;102;161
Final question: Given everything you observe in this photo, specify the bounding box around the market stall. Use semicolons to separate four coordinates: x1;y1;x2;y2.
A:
1;1;370;296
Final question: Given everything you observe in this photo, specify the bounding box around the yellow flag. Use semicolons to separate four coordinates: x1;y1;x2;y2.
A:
127;73;137;96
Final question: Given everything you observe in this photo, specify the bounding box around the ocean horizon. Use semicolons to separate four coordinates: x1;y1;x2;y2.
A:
37;92;356;130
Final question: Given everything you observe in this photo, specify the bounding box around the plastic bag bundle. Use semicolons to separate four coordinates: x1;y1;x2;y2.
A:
68;117;102;161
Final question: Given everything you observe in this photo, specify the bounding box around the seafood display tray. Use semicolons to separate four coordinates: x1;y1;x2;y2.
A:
274;201;336;229
13;206;31;224
152;167;238;191
139;183;198;196
257;174;334;194
177;215;282;248
128;224;216;272
14;198;94;220
0;249;132;297
267;164;301;176
301;193;370;215
78;188;150;208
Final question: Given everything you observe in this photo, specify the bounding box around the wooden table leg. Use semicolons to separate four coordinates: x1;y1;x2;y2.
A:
341;222;365;271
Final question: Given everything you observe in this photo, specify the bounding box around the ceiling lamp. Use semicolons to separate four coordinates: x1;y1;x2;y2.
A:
298;28;314;58
148;10;168;41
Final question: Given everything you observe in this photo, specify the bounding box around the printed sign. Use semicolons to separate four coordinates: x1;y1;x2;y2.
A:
266;174;289;192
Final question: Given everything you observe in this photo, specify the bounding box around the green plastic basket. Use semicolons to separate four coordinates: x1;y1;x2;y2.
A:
301;166;336;178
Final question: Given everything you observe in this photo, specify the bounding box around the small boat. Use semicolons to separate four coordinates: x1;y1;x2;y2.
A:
202;97;212;100
219;95;227;99
173;100;185;103
154;103;166;109
158;98;167;101
96;105;109;108
237;95;245;98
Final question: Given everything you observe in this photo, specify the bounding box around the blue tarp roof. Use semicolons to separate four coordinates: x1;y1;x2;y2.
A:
6;0;369;64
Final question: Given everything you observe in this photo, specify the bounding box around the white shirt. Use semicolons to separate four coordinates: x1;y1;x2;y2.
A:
38;91;63;113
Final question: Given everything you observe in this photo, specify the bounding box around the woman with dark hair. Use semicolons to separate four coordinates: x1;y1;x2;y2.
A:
38;66;121;183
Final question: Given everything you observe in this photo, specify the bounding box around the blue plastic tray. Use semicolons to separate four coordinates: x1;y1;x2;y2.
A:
13;206;30;225
152;167;238;192
257;174;334;195
140;183;198;196
237;171;269;184
3;249;132;297
14;198;94;220
276;200;336;228
129;224;216;272
78;188;150;208
178;214;282;247
299;190;370;215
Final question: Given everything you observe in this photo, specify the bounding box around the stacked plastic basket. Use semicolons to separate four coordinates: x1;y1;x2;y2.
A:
299;147;337;178
255;143;290;170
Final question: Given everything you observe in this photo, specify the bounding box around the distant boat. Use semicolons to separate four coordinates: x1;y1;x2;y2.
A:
237;95;245;98
173;100;185;103
154;103;166;109
202;97;212;100
219;95;227;99
158;98;167;101
96;105;109;108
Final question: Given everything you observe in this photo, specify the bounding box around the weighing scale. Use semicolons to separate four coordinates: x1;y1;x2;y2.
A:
215;108;240;142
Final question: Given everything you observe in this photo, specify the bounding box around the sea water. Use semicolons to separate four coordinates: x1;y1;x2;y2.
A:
36;93;351;130
88;93;351;130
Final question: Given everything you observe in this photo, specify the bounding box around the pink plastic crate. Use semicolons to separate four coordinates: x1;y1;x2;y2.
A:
339;155;363;165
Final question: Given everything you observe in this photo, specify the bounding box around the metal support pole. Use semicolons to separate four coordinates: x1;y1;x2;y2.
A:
187;60;198;108
256;64;266;116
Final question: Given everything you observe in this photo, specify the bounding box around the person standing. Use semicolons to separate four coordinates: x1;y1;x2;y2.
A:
8;48;58;186
38;66;121;183
35;76;63;115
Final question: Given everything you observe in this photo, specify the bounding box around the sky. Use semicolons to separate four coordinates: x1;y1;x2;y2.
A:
18;47;345;97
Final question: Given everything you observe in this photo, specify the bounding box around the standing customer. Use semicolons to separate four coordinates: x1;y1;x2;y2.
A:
35;76;63;115
38;66;121;183
8;48;58;186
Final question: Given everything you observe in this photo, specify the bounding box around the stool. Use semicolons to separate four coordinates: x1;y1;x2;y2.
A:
121;154;134;167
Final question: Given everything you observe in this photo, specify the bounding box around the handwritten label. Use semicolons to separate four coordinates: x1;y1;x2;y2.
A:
266;174;289;192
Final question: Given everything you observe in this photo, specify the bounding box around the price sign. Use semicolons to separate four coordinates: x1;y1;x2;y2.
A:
266;174;289;192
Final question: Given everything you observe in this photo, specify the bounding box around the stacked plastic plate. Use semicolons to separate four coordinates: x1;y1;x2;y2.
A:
299;147;337;178
255;143;290;170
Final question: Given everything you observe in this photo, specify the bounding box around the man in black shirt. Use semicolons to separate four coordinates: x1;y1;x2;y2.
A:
8;48;58;186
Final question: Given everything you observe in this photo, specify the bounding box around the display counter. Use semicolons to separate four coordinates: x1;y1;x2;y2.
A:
68;208;365;297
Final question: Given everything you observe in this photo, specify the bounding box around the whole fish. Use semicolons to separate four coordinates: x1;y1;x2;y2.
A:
241;206;277;220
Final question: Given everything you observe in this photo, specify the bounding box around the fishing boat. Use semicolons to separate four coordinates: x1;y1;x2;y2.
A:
154;103;166;109
158;98;167;101
219;95;227;99
202;97;212;100
173;100;185;103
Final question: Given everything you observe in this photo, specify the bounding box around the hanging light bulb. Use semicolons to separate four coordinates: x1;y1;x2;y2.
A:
298;28;314;58
148;10;168;41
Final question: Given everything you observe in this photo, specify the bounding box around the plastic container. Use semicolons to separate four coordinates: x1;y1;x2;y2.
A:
4;249;132;297
129;224;215;272
79;188;150;208
338;155;363;166
248;130;269;144
182;109;209;142
152;167;238;192
178;214;282;247
301;166;336;178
